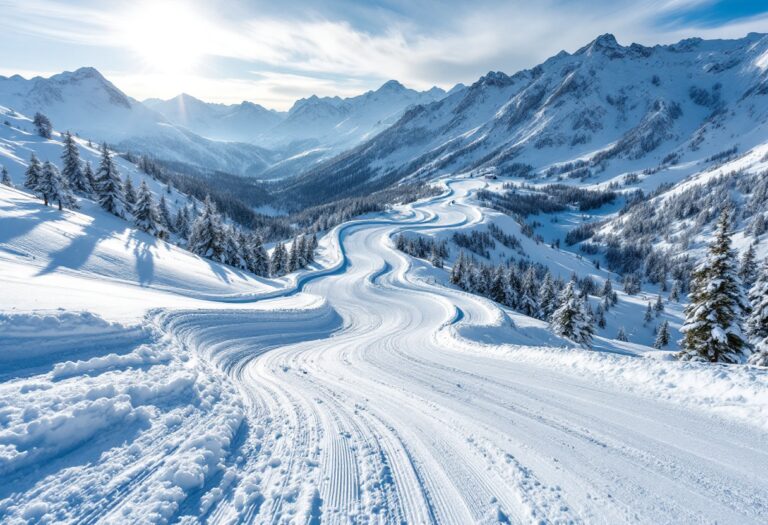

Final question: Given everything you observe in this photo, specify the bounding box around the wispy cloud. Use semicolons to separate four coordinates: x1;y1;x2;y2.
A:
1;0;766;109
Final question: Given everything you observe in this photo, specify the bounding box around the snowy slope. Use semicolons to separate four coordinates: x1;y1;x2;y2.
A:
284;33;768;203
0;68;276;175
1;177;767;524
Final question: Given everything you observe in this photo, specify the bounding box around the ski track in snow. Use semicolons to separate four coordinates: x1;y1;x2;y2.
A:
1;179;767;524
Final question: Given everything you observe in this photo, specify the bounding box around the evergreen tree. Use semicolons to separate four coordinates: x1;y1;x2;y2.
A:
158;195;174;233
596;304;606;329
95;143;125;217
601;279;613;298
124;176;137;210
132;180;161;236
488;266;507;305
38;161;76;210
1;165;11;187
174;206;190;239
678;209;751;363
518;267;539;317
670;280;681;302
430;245;443;268
644;302;653;324
616;327;628;342
187;196;225;261
538;273;557;320
288;236;301;272
654;294;664;314
24;153;42;192
223;226;242;267
270;242;288;276
83;161;96;193
738;245;758;288
747;257;768;366
451;251;467;286
250;234;269;276
654;320;671;349
33;112;52;138
550;281;594;346
61;131;89;193
305;233;318;263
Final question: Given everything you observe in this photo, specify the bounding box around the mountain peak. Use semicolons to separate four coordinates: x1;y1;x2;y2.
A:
378;80;406;92
576;33;625;58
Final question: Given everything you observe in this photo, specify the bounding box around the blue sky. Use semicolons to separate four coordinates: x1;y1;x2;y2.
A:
1;0;766;109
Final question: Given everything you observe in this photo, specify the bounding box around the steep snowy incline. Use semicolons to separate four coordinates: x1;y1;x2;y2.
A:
1;179;767;524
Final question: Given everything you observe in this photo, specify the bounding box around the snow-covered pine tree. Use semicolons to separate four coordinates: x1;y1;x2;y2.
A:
95;143;125;217
488;266;507;305
643;302;653;324
747;257;768;366
654;320;671;349
1;165;11;187
550;281;594;346
270;242;288;276
430;245;443;268
596;304;606;328
616;327;628;342
738;244;758;288
33;112;52;138
83;161;96;193
601;279;613;298
451;251;467;286
132;180;161;236
61;131;89;193
124;176;137;210
250;234;269;276
518;267;539;317
158;195;174;233
187;196;225;262
753;214;766;241
670;280;681;302
654;294;664;314
38;161;76;210
305;233;318;263
174;206;190;239
538;273;557;321
24;153;42;192
223;226;242;268
287;236;301;272
678;208;751;363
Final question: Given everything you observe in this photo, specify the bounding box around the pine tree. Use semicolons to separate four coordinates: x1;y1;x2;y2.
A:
124;176;137;210
95;144;125;217
518;267;539;317
24;153;42;192
288;236;301;272
304;233;317;263
654;294;664;314
83;161;96;193
132;180;161;236
654;320;671;349
451;251;467;285
270;242;288;276
616;327;628;342
678;209;751;363
670;280;681;302
38;161;76;210
738;245;758;288
550;281;594;346
538;273;557;320
250;234;269;276
174;206;190;239
1;165;11;187
488;266;507;305
596;304;606;329
643;302;653;324
602;279;613;299
747;257;768;366
223;226;242;267
187;196;225;261
430;245;443;268
61;131;89;193
33;112;52;138
158;195;174;233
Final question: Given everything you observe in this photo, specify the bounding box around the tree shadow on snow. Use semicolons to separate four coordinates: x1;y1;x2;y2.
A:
36;221;128;276
0;199;70;246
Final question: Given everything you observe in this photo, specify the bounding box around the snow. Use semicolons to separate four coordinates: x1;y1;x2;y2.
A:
2;176;767;523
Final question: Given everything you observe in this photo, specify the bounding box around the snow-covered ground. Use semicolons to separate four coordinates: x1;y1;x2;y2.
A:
1;179;767;524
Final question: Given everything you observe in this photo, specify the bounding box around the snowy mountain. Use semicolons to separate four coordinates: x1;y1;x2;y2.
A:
144;93;286;143
284;32;768;203
0;68;277;175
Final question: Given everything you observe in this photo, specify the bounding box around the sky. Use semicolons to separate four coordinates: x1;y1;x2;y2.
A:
0;0;767;110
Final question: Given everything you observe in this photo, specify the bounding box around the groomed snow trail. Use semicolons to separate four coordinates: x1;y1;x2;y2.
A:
2;180;767;524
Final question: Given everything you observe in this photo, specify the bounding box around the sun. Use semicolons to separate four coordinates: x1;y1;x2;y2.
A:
121;1;208;73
